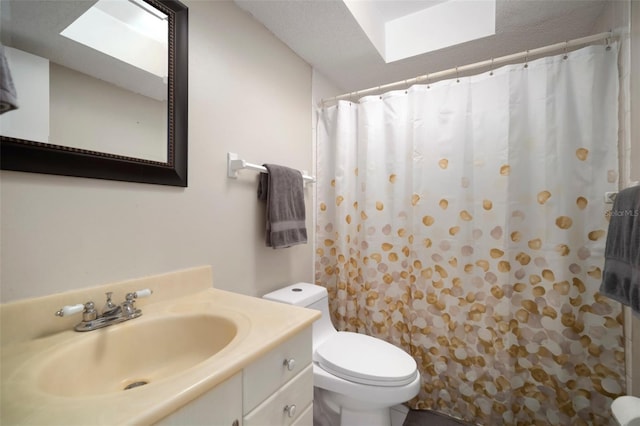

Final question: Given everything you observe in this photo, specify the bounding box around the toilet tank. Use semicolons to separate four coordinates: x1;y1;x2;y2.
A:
263;283;337;350
263;283;327;307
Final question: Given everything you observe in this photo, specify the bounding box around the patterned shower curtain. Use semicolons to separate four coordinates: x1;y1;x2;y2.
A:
316;43;625;425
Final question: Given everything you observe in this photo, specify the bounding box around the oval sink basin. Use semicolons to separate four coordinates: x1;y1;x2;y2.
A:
37;314;237;397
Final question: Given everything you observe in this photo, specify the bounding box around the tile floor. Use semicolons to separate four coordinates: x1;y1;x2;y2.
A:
402;409;474;426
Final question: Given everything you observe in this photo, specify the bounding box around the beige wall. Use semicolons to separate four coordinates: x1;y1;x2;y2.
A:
0;0;313;303
50;63;167;162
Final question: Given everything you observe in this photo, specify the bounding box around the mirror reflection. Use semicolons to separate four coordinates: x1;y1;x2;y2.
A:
0;0;169;162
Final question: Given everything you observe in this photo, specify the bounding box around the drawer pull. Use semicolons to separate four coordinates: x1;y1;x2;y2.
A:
284;404;297;418
283;358;296;371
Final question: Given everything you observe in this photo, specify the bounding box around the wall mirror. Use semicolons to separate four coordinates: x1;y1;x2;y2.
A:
0;0;188;187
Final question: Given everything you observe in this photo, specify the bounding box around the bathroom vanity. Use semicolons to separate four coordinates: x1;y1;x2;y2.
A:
159;327;313;426
0;266;319;425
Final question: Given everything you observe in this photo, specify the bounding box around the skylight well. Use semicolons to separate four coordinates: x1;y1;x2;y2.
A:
343;0;496;63
60;0;168;78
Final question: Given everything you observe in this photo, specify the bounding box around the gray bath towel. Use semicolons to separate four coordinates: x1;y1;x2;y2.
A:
257;164;307;249
599;186;640;316
0;45;18;114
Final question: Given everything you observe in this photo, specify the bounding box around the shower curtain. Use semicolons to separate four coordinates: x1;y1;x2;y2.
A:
316;43;625;425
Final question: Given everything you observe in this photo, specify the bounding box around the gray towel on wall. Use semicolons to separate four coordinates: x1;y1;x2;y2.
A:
257;164;307;249
599;186;640;316
0;45;19;114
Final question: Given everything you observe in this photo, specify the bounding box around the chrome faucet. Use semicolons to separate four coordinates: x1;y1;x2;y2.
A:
55;289;153;332
102;292;121;317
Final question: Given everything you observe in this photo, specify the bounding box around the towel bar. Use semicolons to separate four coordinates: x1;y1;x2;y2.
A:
227;152;316;184
604;191;617;204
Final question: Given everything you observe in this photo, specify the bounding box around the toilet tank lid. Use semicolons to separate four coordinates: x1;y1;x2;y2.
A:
263;283;327;306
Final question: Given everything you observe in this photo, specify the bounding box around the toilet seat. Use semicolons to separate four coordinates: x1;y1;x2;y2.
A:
315;332;418;387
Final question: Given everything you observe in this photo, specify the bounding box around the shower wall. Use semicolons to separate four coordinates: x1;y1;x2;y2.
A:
629;0;640;397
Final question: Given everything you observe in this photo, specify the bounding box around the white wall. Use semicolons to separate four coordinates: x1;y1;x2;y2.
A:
0;0;313;303
385;0;495;63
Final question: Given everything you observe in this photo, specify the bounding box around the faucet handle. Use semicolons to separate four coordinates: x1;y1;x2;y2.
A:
134;288;153;298
122;289;152;318
55;302;97;322
126;289;153;300
55;304;84;317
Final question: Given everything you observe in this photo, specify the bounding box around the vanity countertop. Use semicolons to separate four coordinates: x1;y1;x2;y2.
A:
0;267;320;425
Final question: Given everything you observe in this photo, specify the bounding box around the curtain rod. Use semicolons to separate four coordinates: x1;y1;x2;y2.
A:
322;31;617;105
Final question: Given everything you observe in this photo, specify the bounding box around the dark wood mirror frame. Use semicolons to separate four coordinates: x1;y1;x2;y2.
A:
0;0;188;187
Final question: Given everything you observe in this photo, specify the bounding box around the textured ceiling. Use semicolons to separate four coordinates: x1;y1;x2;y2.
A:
234;0;618;95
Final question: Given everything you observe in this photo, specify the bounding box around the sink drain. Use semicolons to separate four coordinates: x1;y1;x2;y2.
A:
123;380;149;390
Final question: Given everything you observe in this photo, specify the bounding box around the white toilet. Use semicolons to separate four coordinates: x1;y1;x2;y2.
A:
612;396;640;426
263;283;420;426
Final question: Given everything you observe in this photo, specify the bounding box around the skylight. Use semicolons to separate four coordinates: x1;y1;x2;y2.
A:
343;0;496;63
60;0;168;78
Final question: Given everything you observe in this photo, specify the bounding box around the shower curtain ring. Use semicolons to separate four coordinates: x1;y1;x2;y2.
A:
456;67;460;83
563;41;569;60
489;58;494;76
426;74;430;89
524;50;529;68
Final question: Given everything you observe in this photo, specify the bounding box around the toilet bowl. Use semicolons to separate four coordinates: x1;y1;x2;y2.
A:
263;283;420;426
612;396;640;426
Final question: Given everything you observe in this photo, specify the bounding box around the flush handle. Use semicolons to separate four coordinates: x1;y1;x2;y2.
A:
283;358;296;371
284;404;296;418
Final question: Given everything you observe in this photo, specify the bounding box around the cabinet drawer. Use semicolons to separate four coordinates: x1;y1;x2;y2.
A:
243;327;312;413
291;403;313;426
244;365;313;426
